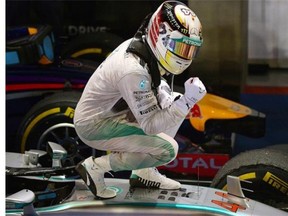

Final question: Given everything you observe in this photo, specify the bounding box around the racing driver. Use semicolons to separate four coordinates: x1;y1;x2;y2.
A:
74;0;206;199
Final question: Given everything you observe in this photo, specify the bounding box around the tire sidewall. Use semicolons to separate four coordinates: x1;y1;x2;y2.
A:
61;32;124;61
211;148;288;208
17;91;81;152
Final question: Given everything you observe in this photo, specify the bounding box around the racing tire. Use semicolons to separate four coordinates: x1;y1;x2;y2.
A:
210;148;288;210
61;32;124;62
16;91;99;167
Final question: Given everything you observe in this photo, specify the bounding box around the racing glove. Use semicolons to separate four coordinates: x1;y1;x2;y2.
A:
157;79;173;109
183;77;206;109
173;77;206;115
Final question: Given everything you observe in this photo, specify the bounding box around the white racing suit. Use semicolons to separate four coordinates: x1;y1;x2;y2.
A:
74;39;191;172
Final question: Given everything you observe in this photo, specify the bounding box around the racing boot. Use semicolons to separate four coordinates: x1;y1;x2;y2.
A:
75;156;116;199
129;167;181;189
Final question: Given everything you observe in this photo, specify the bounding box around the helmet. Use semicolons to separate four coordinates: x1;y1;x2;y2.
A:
145;1;203;75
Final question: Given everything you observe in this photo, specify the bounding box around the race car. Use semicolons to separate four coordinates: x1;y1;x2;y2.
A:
5;142;288;216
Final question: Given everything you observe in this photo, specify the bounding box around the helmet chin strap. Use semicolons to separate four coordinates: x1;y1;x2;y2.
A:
157;63;167;76
156;62;175;96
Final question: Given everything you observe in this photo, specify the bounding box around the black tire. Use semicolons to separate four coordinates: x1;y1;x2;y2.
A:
210;148;288;210
16;91;99;166
61;32;124;62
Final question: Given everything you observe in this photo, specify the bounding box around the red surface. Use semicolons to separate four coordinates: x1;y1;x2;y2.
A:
159;153;230;178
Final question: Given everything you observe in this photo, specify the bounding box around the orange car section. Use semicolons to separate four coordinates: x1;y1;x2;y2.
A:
188;93;252;132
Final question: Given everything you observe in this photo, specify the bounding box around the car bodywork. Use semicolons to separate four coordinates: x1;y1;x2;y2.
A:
5;144;287;216
6;178;288;216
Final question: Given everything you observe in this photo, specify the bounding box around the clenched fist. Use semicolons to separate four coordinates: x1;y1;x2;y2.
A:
183;77;206;108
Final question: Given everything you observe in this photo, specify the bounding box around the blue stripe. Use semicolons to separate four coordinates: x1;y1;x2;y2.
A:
38;192;56;200
6;51;20;65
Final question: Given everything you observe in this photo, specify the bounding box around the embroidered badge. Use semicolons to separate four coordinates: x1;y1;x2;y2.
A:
139;80;148;90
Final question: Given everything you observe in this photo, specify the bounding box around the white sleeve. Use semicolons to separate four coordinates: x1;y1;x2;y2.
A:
117;72;190;135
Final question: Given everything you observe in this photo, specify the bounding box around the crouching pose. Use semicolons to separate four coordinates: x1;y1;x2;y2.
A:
74;0;206;199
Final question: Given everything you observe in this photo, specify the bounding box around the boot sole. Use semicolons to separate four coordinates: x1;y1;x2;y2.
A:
75;161;117;200
75;162;98;197
130;177;180;190
129;177;161;189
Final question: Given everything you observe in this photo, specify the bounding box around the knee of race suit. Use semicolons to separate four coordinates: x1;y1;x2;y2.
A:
158;138;179;165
